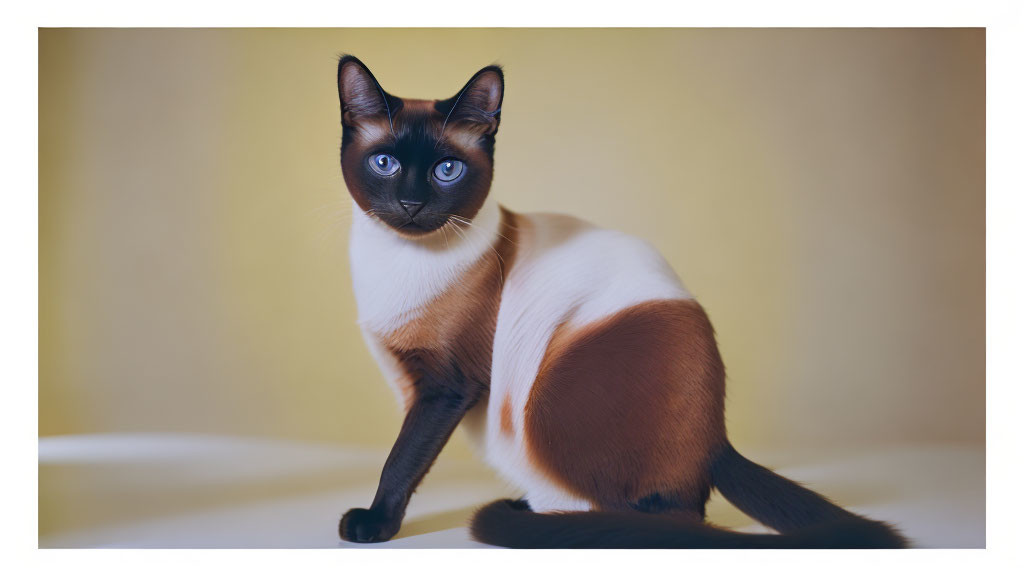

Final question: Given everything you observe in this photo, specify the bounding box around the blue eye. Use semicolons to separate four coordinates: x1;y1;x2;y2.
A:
433;159;465;183
368;154;400;176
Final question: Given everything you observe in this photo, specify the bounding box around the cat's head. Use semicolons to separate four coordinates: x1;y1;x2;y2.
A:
337;55;504;237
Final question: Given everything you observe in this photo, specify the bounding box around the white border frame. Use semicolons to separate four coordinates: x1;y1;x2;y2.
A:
9;1;1022;574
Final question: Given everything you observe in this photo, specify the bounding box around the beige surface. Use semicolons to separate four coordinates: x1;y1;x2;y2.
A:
38;29;984;542
38;434;984;548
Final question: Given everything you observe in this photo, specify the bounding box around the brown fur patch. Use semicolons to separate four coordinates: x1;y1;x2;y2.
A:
524;299;727;512
401;99;439;115
350;118;392;146
500;394;515;438
378;208;519;403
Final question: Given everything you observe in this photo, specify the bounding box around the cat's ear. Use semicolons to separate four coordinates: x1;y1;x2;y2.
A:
337;55;399;127
437;65;504;135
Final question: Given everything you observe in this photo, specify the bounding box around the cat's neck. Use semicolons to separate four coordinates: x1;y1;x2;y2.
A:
349;198;503;335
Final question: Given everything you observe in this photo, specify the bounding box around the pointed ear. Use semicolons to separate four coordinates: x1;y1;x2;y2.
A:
437;65;504;135
337;55;399;127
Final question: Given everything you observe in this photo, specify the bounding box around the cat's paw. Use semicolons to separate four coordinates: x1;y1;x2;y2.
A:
339;507;401;543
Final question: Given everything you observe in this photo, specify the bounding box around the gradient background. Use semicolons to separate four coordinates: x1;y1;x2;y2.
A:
39;28;985;542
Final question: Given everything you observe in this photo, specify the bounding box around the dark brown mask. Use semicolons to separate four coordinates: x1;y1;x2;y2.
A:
337;56;504;236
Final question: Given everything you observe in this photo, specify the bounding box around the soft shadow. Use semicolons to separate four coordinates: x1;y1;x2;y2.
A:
394;505;482;539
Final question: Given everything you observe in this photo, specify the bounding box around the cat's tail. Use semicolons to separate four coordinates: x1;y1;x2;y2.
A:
469;443;908;548
707;442;907;547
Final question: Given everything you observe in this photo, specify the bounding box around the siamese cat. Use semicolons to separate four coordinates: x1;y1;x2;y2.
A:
336;55;907;548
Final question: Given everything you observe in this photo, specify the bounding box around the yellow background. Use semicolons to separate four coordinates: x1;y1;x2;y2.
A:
39;29;985;459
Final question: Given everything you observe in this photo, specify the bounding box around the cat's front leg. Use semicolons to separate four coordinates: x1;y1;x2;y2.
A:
340;381;479;543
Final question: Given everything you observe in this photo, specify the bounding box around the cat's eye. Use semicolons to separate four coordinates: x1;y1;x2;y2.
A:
368;154;400;176
433;159;465;183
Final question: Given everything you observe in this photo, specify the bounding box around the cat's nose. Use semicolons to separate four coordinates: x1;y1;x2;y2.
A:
399;200;425;218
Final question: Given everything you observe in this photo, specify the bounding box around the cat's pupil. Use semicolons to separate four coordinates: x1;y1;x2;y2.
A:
377;156;389;168
442;161;453;174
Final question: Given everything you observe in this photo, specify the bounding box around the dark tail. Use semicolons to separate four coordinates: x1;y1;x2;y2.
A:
470;443;908;549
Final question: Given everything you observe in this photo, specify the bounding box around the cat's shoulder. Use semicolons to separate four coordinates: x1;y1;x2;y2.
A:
513;210;669;265
498;209;691;328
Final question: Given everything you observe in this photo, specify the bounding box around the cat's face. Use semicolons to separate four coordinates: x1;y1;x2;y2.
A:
338;56;504;237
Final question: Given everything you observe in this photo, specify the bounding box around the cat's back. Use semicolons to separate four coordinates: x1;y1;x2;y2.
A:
502;211;692;325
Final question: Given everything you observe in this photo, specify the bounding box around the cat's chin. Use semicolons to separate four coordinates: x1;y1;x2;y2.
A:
387;218;467;246
394;222;443;237
365;212;447;239
363;210;476;248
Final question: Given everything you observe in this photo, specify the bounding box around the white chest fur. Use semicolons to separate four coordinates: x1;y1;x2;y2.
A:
348;199;502;336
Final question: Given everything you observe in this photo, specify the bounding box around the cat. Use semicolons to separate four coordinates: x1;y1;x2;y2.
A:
335;55;907;548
